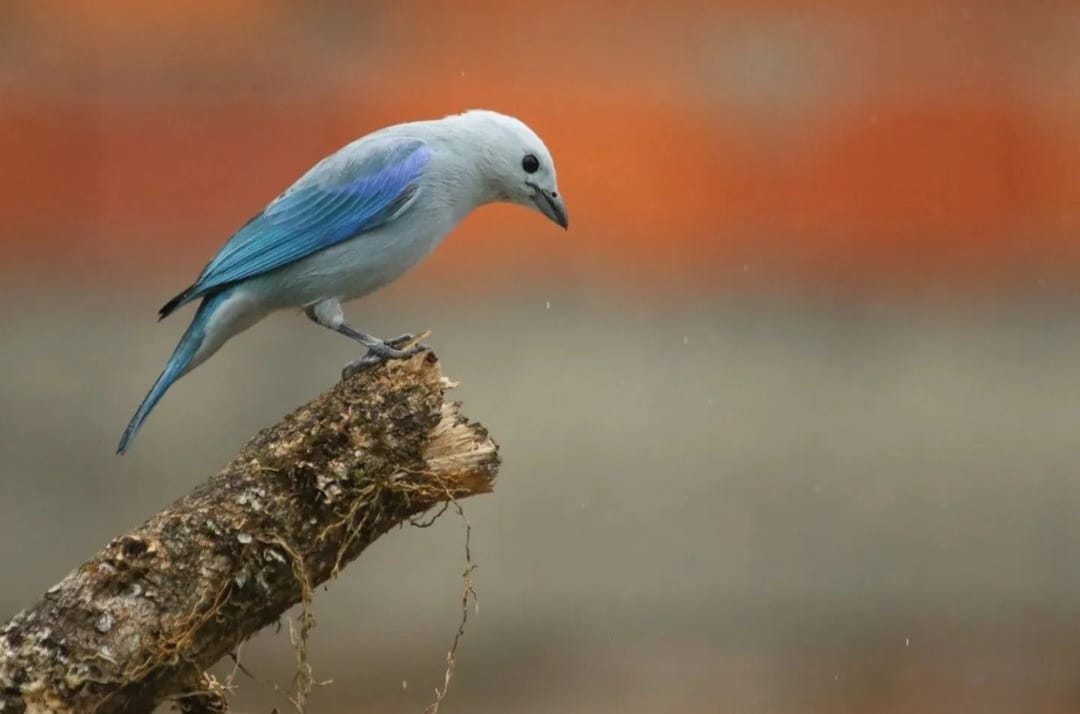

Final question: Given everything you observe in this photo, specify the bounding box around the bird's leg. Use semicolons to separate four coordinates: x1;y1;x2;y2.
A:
335;323;412;358
305;299;428;379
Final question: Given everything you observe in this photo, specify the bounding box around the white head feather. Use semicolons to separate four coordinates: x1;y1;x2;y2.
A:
418;109;568;229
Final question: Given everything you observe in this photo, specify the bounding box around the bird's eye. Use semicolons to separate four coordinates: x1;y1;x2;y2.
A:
522;154;540;173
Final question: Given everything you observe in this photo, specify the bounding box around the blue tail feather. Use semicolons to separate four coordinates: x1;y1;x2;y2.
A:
117;296;219;454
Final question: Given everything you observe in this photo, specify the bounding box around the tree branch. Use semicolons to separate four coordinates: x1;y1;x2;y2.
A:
0;351;500;714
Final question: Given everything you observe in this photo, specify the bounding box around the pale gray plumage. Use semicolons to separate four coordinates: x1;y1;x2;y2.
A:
118;109;567;453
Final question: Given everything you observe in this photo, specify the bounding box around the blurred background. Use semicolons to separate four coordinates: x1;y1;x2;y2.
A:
2;1;1080;712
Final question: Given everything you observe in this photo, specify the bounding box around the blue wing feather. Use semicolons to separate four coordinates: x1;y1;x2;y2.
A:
159;136;431;317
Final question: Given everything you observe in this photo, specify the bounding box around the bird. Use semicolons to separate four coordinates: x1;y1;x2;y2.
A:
117;109;567;454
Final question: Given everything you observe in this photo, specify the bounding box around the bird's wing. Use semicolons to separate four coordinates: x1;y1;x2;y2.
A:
160;136;431;317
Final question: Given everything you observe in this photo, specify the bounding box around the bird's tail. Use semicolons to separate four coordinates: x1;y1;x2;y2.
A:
117;297;216;454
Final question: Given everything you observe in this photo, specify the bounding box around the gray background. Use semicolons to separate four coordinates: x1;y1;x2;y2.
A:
3;285;1079;713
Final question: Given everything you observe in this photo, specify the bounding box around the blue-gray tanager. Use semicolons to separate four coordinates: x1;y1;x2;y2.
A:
118;110;567;454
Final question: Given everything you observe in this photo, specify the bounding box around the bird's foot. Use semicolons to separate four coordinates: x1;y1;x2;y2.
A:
340;334;430;380
383;333;431;352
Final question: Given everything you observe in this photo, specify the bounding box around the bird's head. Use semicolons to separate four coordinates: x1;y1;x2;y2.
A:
455;110;568;230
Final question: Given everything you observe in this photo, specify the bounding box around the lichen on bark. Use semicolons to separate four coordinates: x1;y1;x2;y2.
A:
0;351;499;714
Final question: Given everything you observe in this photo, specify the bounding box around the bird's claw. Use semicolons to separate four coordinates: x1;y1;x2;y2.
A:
341;354;383;380
340;334;430;381
384;333;431;352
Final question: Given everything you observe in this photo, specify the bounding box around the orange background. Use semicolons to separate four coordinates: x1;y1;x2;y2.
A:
3;1;1078;297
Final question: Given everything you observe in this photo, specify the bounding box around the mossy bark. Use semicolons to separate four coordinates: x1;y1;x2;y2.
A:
0;352;499;714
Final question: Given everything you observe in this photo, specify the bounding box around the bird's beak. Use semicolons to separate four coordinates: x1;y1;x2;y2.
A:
528;183;569;229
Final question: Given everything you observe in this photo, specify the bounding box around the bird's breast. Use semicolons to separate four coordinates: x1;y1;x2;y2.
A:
259;205;459;307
